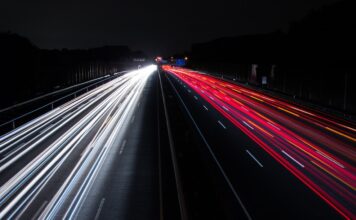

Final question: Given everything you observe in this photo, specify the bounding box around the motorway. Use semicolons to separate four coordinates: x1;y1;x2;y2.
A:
0;65;159;219
162;65;355;220
0;63;354;220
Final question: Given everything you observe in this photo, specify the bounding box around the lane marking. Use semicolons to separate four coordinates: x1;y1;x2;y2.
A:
242;121;254;130
38;124;56;134
31;200;48;220
267;122;280;131
194;96;198;100
282;150;305;168
94;198;106;220
203;105;209;111
61;114;72;120
246;150;263;167
218;121;226;129
131;115;135;124
120;140;127;154
222;106;229;111
247;120;274;138
80;147;88;157
188;89;191;93
316;151;345;168
164;74;252;220
241;106;249;112
0;142;26;162
56;71;150;218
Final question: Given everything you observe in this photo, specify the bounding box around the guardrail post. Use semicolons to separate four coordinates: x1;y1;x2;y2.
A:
12;121;16;129
51;103;54;110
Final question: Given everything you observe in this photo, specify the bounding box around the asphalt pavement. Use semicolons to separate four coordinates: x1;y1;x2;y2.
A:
162;66;351;220
0;64;353;220
0;66;160;219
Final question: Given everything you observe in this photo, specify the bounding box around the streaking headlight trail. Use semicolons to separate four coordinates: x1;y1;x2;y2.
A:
0;65;156;219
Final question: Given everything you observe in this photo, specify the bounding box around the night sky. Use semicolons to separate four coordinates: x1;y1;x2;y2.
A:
0;0;339;56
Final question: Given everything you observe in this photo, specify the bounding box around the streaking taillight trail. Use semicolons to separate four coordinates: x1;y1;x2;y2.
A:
163;65;355;220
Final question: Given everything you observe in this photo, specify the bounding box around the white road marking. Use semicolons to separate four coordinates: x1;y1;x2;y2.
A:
282;150;305;168
94;198;105;220
267;122;280;130
222;106;229;111
203;105;208;111
194;96;198;100
246;150;263;167
31;201;48;220
120;140;127;154
165;75;252;220
0;142;25;163
218;121;226;129
241;106;249;112
61;113;72;120
80;147;89;157
131;115;135;123
317;151;345;168
38;124;56;134
242;121;254;130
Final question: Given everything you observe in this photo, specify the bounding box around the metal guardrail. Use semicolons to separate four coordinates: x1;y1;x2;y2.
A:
196;69;356;122
0;71;127;131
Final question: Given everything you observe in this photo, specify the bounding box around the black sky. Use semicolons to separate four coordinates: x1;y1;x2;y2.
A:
0;0;339;56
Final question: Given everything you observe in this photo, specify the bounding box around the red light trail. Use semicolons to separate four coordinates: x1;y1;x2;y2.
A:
163;65;355;220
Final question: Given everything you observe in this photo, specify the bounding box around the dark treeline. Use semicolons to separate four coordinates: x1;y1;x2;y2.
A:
189;0;355;115
0;32;147;109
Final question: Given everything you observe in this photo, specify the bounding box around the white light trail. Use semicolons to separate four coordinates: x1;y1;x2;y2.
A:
0;65;157;219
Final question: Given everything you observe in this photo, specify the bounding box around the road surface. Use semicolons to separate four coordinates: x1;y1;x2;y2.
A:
0;65;159;219
162;65;355;220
